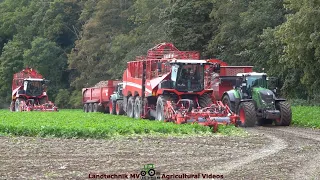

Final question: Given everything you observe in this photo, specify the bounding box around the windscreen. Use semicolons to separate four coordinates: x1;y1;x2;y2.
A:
175;64;204;92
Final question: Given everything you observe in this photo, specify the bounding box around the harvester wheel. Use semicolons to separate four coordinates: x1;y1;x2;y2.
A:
238;102;256;127
83;104;88;113
10;101;15;112
134;96;142;119
222;95;235;113
88;103;93;112
199;93;212;108
275;101;292;126
156;95;171;121
116;100;125;115
109;101;116;115
15;98;24;112
93;103;98;112
127;96;135;118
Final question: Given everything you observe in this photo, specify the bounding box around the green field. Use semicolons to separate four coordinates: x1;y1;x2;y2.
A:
0;106;317;139
291;106;320;128
0;110;245;139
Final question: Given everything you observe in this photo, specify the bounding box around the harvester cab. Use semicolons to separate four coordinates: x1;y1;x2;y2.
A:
222;72;292;127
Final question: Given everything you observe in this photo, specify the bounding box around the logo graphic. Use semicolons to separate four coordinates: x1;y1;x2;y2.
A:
140;164;156;177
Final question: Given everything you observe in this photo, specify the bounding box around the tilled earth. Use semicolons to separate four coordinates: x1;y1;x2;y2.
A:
1;126;320;180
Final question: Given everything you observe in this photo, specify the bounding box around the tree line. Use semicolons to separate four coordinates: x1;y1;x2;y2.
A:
0;0;319;108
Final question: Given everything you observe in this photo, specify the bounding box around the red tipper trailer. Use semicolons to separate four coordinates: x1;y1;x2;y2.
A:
82;80;121;113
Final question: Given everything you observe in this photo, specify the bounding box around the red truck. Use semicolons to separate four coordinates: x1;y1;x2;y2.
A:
82;80;121;113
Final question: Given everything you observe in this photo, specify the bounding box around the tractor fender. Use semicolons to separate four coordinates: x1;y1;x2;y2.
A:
274;98;286;102
222;91;236;103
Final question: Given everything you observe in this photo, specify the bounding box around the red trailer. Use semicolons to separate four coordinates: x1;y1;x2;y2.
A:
82;80;121;113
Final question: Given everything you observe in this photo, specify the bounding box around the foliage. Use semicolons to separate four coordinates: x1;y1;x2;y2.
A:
291;106;320;128
0;0;320;107
0;110;246;138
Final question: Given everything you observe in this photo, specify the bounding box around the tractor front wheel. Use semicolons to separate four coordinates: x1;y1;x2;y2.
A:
156;95;171;121
275;101;292;126
238;102;256;127
127;96;135;118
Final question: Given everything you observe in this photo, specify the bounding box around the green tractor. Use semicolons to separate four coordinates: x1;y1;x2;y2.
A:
221;72;292;127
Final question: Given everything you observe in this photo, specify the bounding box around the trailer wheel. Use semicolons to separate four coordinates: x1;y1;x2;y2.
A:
134;96;142;119
238;101;256;127
93;103;98;112
275;101;292;126
127;96;135;118
83;104;88;113
116;100;125;115
156;95;171;121
222;95;235;113
88;103;93;112
199;93;212;108
109;101;116;115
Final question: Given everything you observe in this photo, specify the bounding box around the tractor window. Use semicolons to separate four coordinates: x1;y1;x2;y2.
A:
246;76;267;90
175;64;204;92
26;80;43;96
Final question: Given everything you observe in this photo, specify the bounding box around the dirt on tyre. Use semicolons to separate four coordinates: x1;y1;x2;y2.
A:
116;100;125;115
83;104;88;113
93;103;98;112
15;98;24;112
134;96;142;119
156;95;171;121
198;93;212;108
238;101;257;127
109;101;116;115
127;96;135;118
275;101;292;126
222;95;235;113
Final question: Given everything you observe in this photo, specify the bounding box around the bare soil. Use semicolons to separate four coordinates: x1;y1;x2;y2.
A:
1;126;320;180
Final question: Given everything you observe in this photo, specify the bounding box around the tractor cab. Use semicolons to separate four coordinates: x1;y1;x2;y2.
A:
236;72;268;98
23;78;48;97
167;59;220;92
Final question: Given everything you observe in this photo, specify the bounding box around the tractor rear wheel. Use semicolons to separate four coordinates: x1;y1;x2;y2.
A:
88;103;93;112
127;96;135;118
199;93;212;108
116;100;125;115
156;95;171;121
109;101;116;115
275;101;292;126
83;104;88;113
222;95;236;113
134;96;142;119
238;102;257;127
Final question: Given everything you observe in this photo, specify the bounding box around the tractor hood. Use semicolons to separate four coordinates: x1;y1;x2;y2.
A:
258;89;275;103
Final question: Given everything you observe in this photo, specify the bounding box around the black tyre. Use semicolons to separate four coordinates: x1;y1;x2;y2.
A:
134;96;142;119
198;93;212;108
148;169;155;176
10;101;15;112
127;96;135;118
15;98;24;112
88;103;93;112
83;104;88;113
238;101;257;127
140;171;146;176
109;101;116;115
275;101;292;126
222;95;235;113
156;95;171;121
116;100;125;115
93;103;98;112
